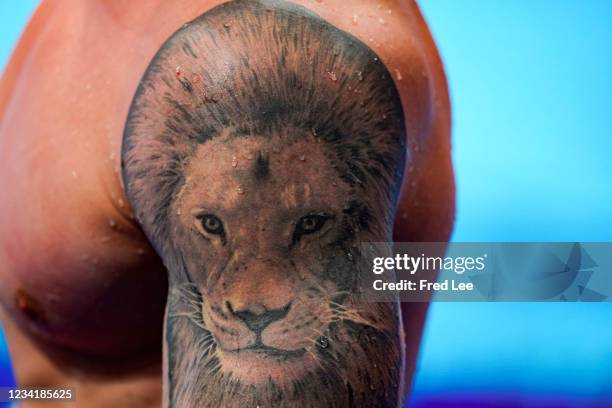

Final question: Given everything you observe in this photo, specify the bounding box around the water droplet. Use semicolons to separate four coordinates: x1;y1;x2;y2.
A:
117;198;125;208
246;152;254;160
311;127;318;137
327;71;338;82
316;335;329;348
108;219;117;229
203;93;219;104
176;208;182;216
373;57;379;62
299;154;306;161
223;22;232;28
347;252;354;261
352;14;359;25
357;71;364;81
394;68;403;81
175;66;181;77
231;155;238;167
237;186;245;195
378;17;386;25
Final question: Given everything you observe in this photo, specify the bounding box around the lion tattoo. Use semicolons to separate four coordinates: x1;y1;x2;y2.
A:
122;0;407;406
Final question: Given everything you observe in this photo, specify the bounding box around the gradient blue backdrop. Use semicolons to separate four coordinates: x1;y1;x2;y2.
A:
1;1;611;407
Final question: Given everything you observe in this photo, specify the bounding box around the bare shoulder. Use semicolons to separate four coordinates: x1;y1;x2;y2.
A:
0;0;452;406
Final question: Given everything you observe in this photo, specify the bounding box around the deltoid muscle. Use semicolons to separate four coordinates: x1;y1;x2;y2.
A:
122;0;407;406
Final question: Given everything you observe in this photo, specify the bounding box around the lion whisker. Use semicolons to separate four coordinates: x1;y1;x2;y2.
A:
168;312;196;318
304;347;325;371
328;302;349;311
325;305;387;333
197;335;214;344
328;290;351;298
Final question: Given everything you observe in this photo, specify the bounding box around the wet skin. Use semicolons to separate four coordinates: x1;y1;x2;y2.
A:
0;0;454;407
163;134;403;405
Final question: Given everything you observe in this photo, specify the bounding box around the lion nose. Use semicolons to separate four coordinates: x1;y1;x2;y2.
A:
227;301;292;335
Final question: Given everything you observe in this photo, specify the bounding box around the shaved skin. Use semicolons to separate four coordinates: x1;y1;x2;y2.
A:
0;0;454;407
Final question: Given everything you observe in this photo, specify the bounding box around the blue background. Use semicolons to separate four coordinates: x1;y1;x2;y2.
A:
1;1;611;407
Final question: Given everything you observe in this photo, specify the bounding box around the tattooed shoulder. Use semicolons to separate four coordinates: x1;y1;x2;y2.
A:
122;0;406;406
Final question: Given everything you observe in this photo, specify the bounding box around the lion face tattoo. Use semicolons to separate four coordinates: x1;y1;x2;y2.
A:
122;0;407;406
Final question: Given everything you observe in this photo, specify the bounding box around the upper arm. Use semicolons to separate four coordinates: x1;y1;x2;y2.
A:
120;1;437;406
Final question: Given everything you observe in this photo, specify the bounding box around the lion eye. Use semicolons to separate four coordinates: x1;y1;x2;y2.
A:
198;214;225;236
300;216;323;232
293;213;331;243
